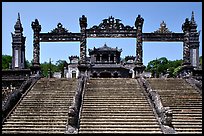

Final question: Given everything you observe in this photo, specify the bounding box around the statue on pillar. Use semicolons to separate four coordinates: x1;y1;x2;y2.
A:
182;18;191;66
79;15;87;29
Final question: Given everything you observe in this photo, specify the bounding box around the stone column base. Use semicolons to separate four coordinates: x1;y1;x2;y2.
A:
77;64;89;78
133;64;146;78
30;65;41;76
178;65;194;78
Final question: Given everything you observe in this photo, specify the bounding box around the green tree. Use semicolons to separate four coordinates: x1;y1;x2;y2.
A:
145;57;182;78
55;60;67;77
2;55;12;69
25;60;32;68
40;61;57;77
199;56;202;66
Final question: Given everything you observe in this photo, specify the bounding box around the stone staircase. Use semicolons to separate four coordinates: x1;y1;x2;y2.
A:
2;78;77;134
79;78;162;133
147;78;202;134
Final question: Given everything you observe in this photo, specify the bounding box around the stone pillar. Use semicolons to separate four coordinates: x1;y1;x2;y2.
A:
182;18;191;66
108;54;111;62
31;19;41;69
135;15;144;65
100;54;102;62
78;15;89;77
189;11;200;68
114;54;116;63
11;13;26;69
79;15;87;64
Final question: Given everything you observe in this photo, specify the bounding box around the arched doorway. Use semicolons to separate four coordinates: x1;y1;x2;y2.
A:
72;71;76;78
113;72;118;78
92;72;98;78
100;72;111;78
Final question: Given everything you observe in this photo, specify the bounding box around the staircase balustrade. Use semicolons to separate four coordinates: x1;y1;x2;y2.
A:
66;75;87;133
2;75;41;124
138;76;175;134
185;77;202;94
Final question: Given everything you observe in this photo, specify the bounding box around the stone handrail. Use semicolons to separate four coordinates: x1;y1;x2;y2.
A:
138;76;175;134
66;75;87;134
185;77;202;95
2;75;41;124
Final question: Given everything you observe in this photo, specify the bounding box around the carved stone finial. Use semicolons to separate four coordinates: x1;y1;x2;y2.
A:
89;16;133;31
50;23;69;34
154;21;172;33
31;19;41;32
135;14;144;28
182;18;191;32
79;15;87;28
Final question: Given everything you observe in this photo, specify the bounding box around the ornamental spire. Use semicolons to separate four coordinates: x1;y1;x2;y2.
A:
14;12;23;33
191;11;195;22
190;11;197;32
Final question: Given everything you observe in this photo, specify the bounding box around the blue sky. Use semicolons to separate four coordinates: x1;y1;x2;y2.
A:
2;2;202;66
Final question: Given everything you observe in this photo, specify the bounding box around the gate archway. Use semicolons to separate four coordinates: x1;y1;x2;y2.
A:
31;12;200;76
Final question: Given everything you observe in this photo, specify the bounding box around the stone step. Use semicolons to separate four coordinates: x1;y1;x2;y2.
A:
80;112;155;116
2;131;65;134
79;130;162;134
175;128;202;131
82;102;149;104
19;102;72;105
83;97;147;100
81;108;152;111
82;105;150;107
82;105;151;108
163;104;202;107
21;99;73;101
79;127;162;131
169;106;202;109
80;124;160;128
28;92;75;94
6;118;67;122
85;91;143;94
17;104;71;106
176;132;202;134
3;124;66;128
172;122;202;125
21;99;72;101
11;113;68;116
9;115;68;118
4;121;66;125
173;124;202;128
11;109;69;112
173;116;202;119
81;110;154;114
80;121;158;125
2;127;65;131
80;118;157;122
12;110;68;113
16;106;69;109
172;119;202;122
80;115;156;119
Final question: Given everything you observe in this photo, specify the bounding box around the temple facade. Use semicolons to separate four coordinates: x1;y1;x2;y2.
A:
65;56;80;78
65;44;135;78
